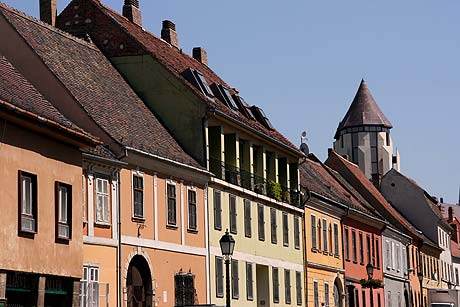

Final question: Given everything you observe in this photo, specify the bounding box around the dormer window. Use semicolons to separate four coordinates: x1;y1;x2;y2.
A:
211;83;239;111
232;95;256;120
181;68;214;98
250;106;274;130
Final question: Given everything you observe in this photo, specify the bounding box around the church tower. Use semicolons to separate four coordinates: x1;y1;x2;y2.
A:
333;79;400;182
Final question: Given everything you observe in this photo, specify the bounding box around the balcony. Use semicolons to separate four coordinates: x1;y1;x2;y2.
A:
209;158;301;206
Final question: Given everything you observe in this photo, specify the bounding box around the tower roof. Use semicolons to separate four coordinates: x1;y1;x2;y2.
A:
335;79;392;138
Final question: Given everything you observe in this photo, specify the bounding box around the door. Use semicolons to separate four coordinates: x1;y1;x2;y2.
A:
256;265;270;307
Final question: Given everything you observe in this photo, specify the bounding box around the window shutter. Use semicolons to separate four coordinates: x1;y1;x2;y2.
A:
296;271;302;305
258;204;265;241
283;213;289;246
270;208;277;244
294;216;300;249
231;259;239;299
311;215;317;249
230;195;237;234
214;190;222;230
334;223;339;256
244;200;251;238
272;267;279;303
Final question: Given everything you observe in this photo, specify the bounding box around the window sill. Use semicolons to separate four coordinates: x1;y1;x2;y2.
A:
166;224;178;230
295;246;300;250
187;228;198;234
132;217;145;223
323;251;329;255
283;244;289;248
94;222;111;228
334;254;340;258
216;294;224;298
18;229;36;239
353;261;358;264
311;248;317;253
56;237;71;245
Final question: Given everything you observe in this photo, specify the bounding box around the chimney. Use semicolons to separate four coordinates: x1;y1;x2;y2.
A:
371;173;381;189
441;197;444;203
123;0;142;26
161;20;178;48
192;47;208;65
40;0;57;26
448;207;454;223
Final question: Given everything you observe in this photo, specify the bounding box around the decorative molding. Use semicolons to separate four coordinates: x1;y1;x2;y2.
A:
121;236;207;256
83;236;118;247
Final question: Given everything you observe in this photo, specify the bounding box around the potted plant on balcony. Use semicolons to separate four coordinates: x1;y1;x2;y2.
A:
267;181;282;202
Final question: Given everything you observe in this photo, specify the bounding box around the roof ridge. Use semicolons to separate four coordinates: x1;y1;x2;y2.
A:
0;2;99;51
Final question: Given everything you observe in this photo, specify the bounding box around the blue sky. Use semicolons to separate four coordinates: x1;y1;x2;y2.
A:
5;0;459;203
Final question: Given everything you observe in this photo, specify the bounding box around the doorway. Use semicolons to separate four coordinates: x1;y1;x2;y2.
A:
256;265;270;307
126;255;153;307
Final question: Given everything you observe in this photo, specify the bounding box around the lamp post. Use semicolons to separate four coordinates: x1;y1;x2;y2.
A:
418;271;424;307
366;263;375;307
220;230;235;307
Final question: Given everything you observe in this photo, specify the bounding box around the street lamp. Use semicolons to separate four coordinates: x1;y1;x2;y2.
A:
366;263;375;307
220;230;235;307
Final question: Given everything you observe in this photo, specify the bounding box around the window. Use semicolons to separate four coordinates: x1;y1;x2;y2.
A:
322;219;328;252
95;177;109;224
214;190;222;230
250;106;274;130
188;190;197;230
386;241;391;269
359;233;364;264
231;259;239;299
325;283;330;307
370;132;379;174
271;208;277;244
230;195;237;234
56;182;72;240
334;223;339;256
296;272;302;306
391;242;395;270
362;290;366;307
246;262;253;300
175;272;195;306
387;291;392;307
285;270;291;304
132;174;144;219
313;281;319;307
396;244;401;271
167;183;177;226
82;175;87;223
351;132;359;164
182;68;214;98
80;265;99;307
311;215;317;250
376;239;380;268
352;230;357;262
273;267;279;303
294;216;300;250
18;171;37;234
211;84;239;111
355;288;360;307
244;199;251;238
377;293;382;307
372;237;376;266
344;228;350;260
215;257;224;298
258;204;265;241
283;213;289;247
367;235;371;265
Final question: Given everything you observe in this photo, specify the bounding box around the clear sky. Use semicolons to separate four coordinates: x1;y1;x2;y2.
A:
5;0;459;203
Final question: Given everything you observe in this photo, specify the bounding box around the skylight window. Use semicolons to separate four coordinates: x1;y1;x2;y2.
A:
232;95;256;120
181;68;214;98
250;106;274;130
210;83;239;111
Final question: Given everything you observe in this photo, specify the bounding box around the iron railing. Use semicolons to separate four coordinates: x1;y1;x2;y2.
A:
209;158;301;206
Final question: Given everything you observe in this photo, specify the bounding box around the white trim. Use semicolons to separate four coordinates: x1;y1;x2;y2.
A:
111;178;118;240
204;184;210;304
87;173;94;237
180;181;185;244
83;235;118;247
121;235;207;256
131;170;145;220
154;173;158;240
210;246;303;271
210;178;303;214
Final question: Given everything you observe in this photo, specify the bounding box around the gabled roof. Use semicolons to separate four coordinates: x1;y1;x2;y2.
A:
300;154;378;218
57;0;300;156
335;79;392;138
0;3;201;168
325;150;421;239
0;52;98;144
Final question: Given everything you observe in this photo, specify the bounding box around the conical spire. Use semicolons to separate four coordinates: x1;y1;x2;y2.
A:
335;79;392;139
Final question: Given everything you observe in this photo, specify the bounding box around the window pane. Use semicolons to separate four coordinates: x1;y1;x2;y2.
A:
216;257;224;297
214;190;222;230
322;219;327;252
230;195;237;234
296;271;302;305
311;215;317;249
246;262;253;300
22;176;32;215
283;213;289;246
334;224;339;256
59;186;68;223
294;216;300;249
231;260;239;299
258;204;265;241
271;208;277;244
285;269;291;304
273;267;279;303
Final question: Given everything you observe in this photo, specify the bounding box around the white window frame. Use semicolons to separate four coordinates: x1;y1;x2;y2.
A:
324;282;330;307
57;184;70;239
80;264;100;307
82;174;87;223
131;171;144;220
20;173;36;233
187;187;197;231
166;180;177;227
95;177;110;225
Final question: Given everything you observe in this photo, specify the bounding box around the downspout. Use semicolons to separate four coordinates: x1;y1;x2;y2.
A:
404;241;412;307
342;204;350;307
302;189;312;307
117;170;122;307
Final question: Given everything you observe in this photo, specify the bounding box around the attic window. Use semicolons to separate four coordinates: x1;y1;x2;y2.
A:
210;83;239;111
232;95;256;120
250;106;274;130
181;68;214;98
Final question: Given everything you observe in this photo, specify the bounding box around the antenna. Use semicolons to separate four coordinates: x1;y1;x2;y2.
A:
300;131;310;156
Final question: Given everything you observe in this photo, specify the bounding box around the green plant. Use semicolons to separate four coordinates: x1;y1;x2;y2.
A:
359;279;383;288
267;181;282;201
282;191;291;203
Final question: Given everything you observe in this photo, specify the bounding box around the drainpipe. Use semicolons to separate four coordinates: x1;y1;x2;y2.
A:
302;189;311;307
404;241;412;307
117;170;122;307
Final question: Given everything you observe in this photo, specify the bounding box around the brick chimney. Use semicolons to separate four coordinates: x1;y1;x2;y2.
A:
123;0;142;26
161;20;178;48
40;0;57;26
192;47;208;65
449;207;454;223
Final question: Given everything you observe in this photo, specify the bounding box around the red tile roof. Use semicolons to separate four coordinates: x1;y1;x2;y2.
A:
0;3;201;168
57;0;300;155
325;150;422;239
0;52;98;143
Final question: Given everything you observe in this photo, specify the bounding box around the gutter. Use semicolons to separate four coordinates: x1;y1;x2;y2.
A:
124;146;212;176
82;152;128;167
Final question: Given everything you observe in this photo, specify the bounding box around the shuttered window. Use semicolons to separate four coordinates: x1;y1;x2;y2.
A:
285;269;291;304
95;177;110;224
344;228;350;260
215;257;223;297
188;190;197;230
246;262;253;300
270;208;277;244
359;232;364;264
296;271;302;306
334;223;339;256
258;204;265;241
231;259;239;299
214;190;222;230
313;281;319;307
167;184;177;226
133;175;143;219
229;195;237;234
352;230;357;262
325;283;330;307
244;199;251;238
294;216;300;250
311;215;317;250
272;267;279;303
283;213;289;247
322;218;328;252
